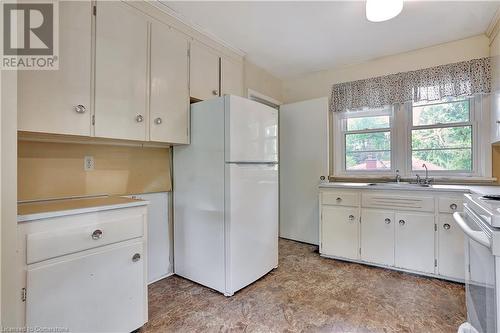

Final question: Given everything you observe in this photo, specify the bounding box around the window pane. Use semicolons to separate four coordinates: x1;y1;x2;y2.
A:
412;100;470;126
346;132;391;152
412;126;471;150
346;151;391;170
412;149;472;171
347;115;390;131
345;131;391;170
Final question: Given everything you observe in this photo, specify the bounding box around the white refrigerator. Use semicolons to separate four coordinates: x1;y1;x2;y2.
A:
173;95;279;296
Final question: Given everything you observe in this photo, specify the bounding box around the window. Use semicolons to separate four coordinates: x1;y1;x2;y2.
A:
339;107;393;172
410;98;473;172
333;96;489;178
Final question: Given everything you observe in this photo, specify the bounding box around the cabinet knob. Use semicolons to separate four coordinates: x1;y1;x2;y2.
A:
450;203;457;210
348;214;355;221
443;223;451;230
496;120;500;124
212;90;218;96
336;197;342;203
91;229;103;240
136;114;144;123
154;117;162;125
132;253;141;262
384;218;391;224
399;219;405;226
74;105;86;114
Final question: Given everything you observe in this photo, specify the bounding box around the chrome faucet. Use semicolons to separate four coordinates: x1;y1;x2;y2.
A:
421;163;432;185
395;169;401;184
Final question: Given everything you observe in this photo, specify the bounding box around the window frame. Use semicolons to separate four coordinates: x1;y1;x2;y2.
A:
405;97;479;177
332;95;491;179
334;106;395;176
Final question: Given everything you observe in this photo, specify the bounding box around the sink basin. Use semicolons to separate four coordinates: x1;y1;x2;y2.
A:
367;182;431;188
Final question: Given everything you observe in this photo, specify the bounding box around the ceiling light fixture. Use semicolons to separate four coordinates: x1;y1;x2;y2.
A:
366;0;404;22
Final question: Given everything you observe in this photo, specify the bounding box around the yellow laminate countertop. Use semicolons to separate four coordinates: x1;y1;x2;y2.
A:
18;196;148;222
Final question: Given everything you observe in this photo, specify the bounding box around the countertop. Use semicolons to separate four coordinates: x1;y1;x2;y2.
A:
318;182;500;195
18;196;148;222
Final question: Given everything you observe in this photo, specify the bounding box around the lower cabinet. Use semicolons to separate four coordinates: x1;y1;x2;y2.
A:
438;214;465;280
360;209;395;266
27;242;145;332
321;205;359;260
395;212;435;273
320;189;467;282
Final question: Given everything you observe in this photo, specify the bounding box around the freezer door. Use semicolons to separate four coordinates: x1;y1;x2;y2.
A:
225;163;278;294
225;95;278;163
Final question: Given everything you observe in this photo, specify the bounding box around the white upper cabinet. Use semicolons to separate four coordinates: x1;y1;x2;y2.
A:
94;1;148;141
18;1;92;136
150;22;189;144
189;40;220;101
221;57;243;97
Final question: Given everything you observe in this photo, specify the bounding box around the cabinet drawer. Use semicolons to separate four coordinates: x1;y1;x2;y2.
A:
362;193;434;212
438;197;463;214
26;215;144;264
322;191;360;207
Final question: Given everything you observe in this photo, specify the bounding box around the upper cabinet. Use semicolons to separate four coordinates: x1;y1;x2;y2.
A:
150;22;189;144
94;1;148;141
18;1;92;136
189;41;220;101
17;1;243;144
221;57;244;97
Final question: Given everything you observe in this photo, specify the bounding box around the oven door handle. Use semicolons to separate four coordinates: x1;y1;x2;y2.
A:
453;212;491;248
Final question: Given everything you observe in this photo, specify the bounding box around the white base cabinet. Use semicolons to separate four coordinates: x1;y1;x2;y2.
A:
320;188;467;282
438;214;465;279
360;209;395;266
321;205;359;260
18;204;148;332
27;241;145;332
395;211;435;274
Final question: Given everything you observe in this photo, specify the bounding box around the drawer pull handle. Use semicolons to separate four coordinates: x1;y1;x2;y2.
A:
348;214;355;221
450;203;457;210
443;223;451;230
91;229;103;240
399;219;405;226
336;197;342;203
384;218;391;224
132;253;141;262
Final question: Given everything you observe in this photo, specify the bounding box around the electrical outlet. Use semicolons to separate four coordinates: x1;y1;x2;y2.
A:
84;156;95;171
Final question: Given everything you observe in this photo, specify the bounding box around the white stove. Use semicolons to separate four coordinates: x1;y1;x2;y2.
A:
455;194;500;333
465;194;500;228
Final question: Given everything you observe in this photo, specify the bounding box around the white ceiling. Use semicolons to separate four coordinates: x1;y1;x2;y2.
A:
161;1;500;79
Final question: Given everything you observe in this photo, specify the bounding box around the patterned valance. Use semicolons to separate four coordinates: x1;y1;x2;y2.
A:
329;57;491;112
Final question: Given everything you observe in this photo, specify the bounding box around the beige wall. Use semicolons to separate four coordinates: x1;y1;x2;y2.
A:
282;34;491;103
244;60;283;102
18;141;171;201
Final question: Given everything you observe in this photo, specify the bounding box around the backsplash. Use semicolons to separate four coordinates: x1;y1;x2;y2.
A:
18;141;171;201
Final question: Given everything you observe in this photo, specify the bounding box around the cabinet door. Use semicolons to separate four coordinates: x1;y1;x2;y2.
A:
26;242;146;332
18;1;91;136
150;22;189;144
438;214;465;280
321;206;359;260
395;212;435;274
221;57;243;96
189;40;220;101
95;2;148;141
360;209;394;266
